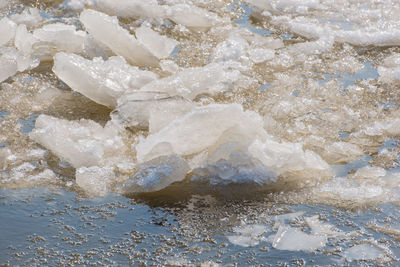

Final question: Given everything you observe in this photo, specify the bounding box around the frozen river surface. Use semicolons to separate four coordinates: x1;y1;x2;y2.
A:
1;0;400;265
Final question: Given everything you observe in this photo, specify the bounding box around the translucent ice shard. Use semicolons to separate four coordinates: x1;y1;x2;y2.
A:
30;115;128;168
344;244;385;262
90;0;225;31
113;92;194;133
271;225;327;252
135;25;178;59
14;24;36;54
135;104;267;163
121;155;190;193
9;7;43;28
75;166;114;197
0;17;17;47
80;9;159;66
227;224;268;247
249;139;333;185
91;0;163;19
0;47;39;82
165;4;225;31
32;23;93;59
139;63;247;99
53;53;158;107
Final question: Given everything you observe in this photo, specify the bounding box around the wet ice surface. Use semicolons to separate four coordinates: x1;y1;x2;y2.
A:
1;0;400;265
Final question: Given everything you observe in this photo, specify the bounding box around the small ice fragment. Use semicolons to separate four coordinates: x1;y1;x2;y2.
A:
305;215;344;238
76;166;114;197
53;53;158;107
352;166;386;180
65;0;85;10
272;225;326;252
227;224;268;247
0;17;17;47
80;9;159;66
344;244;384;262
91;0;163;18
9;7;43;28
15;24;36;54
248;47;275;63
166;4;225;32
0;53;18;83
0;148;11;170
33;23;90;59
160;59;179;73
135;25;178;59
121;155;189;193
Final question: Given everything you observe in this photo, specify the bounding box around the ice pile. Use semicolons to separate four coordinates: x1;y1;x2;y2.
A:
0;0;399;203
0;6;323;196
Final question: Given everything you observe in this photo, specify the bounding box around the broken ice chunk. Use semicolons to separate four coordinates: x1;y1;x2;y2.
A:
248;47;275;63
160;60;179;73
166;4;225;32
0;52;18;83
135;25;178;59
0;17;17;47
344;244;385;262
64;0;85;10
271;225;326;252
249;139;333;185
351;166;387;181
91;0;163;19
15;24;36;54
191;141;277;185
53;53;158;107
75;166;114;197
9;7;43;28
32;23;92;60
135;104;267;163
139;63;244;99
305;215;345;238
90;0;225;31
0;47;39;82
80;9;159;66
212;34;249;63
29;115;127;168
113;92;194;133
121;155;189;193
227;224;268;247
287;35;334;55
